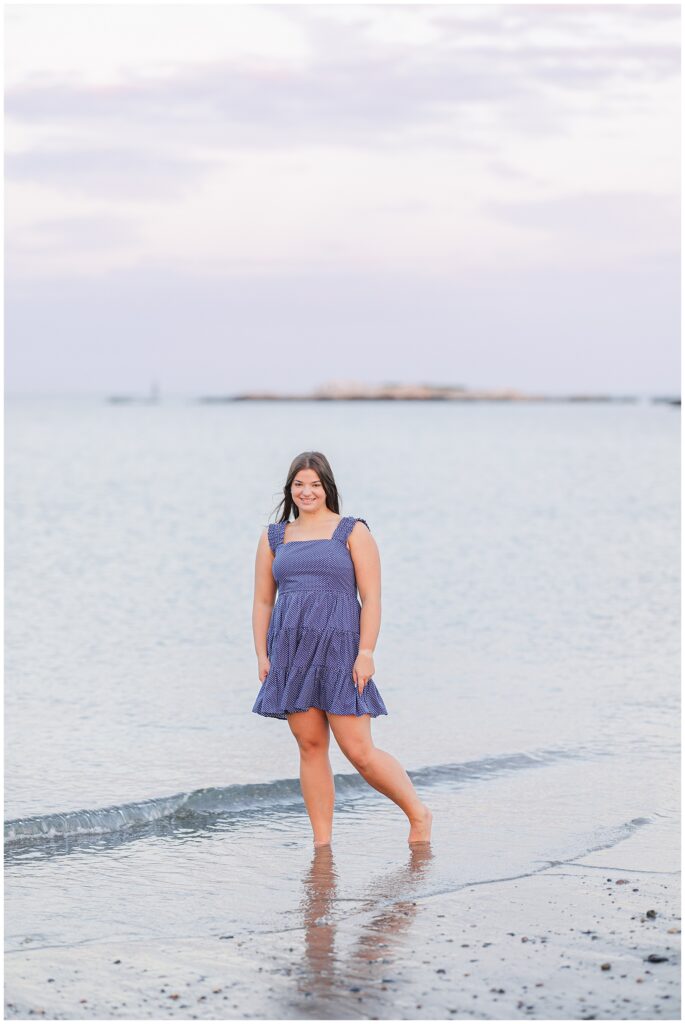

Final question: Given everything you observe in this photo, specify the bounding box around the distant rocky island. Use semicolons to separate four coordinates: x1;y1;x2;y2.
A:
104;380;680;405
194;380;680;404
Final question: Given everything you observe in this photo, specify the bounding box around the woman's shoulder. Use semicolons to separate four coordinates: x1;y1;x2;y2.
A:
265;520;286;553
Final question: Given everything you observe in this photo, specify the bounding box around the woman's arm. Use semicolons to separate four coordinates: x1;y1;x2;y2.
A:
253;529;277;668
349;522;381;690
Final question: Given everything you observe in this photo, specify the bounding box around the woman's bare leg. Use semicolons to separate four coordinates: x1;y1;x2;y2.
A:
287;708;335;846
326;712;433;843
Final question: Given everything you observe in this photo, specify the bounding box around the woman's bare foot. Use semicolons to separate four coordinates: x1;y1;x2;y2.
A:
408;803;433;844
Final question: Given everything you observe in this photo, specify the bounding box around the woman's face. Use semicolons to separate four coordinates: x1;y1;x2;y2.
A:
291;469;326;513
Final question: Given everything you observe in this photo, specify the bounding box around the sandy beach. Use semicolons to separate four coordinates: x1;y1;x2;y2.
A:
5;816;679;1021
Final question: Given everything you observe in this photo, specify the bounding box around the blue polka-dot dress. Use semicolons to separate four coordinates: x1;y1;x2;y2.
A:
252;516;389;720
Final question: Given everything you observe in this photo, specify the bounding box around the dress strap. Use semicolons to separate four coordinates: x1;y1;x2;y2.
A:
334;516;371;545
267;521;286;554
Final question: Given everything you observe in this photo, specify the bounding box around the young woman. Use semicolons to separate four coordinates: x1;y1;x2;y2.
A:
252;451;432;848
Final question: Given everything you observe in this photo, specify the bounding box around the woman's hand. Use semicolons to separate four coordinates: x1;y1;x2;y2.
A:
352;651;375;695
257;654;271;683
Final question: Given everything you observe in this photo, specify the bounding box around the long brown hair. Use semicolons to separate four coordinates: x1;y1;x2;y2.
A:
272;451;341;523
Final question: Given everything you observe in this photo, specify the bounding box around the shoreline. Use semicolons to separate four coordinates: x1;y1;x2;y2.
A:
5;825;680;1020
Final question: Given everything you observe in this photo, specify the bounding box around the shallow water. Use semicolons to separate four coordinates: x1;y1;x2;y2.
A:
4;396;679;958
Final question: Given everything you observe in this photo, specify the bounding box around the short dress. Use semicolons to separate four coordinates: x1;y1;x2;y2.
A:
252;515;389;720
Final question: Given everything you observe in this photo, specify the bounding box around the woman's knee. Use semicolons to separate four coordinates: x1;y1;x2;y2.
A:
342;742;375;772
296;734;330;757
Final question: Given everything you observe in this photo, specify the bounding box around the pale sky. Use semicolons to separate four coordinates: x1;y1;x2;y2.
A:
5;3;681;396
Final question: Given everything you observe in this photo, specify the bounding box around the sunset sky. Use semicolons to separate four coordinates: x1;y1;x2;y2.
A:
5;3;680;396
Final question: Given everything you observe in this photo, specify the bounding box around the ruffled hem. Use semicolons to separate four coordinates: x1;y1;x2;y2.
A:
252;665;389;720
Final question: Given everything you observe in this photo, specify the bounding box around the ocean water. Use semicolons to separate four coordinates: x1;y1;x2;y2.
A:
4;397;680;963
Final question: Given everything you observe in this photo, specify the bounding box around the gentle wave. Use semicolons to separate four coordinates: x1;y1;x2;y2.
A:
4;744;590;845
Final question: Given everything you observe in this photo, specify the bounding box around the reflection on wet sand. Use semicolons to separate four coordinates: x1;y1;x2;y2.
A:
295;842;435;1011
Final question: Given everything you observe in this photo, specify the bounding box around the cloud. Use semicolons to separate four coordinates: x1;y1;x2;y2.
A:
482;192;679;258
5;147;215;199
16;215;141;251
5;6;678;150
430;3;680;38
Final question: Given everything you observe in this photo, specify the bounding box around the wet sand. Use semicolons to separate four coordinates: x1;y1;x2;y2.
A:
5;825;679;1020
